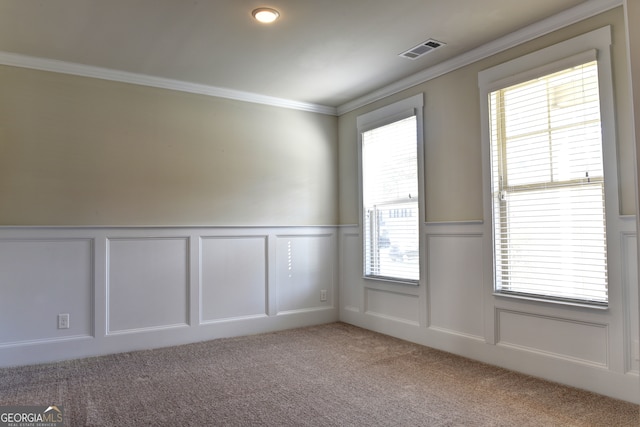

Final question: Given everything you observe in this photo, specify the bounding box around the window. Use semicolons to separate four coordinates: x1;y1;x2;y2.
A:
358;94;424;283
479;27;619;307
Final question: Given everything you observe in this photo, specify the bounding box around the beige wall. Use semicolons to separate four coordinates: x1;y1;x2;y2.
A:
2;7;634;227
0;66;338;226
339;7;635;224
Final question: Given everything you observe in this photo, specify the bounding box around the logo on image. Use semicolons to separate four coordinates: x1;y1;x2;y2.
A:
0;405;63;427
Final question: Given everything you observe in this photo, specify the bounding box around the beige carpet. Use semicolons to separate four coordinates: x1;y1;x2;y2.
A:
0;322;638;426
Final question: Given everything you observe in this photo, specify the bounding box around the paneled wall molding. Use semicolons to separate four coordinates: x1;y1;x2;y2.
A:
427;326;486;343
365;288;421;326
0;225;338;367
620;214;638;230
620;231;639;373
495;308;610;368
2;222;637;401
338;222;639;403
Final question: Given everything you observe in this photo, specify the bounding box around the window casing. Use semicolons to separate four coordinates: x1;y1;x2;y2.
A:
479;26;619;308
358;95;424;284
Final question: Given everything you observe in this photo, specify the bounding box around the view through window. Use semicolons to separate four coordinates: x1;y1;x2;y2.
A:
488;59;608;305
362;116;419;282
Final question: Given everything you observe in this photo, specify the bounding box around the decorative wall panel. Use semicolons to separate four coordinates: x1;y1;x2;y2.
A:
622;232;639;373
340;232;362;313
107;237;189;333
0;238;93;345
497;309;608;366
427;234;484;338
200;236;267;322
276;233;335;313
365;288;420;325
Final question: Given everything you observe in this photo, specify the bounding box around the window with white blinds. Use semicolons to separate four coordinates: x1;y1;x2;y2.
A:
359;99;422;283
488;56;608;305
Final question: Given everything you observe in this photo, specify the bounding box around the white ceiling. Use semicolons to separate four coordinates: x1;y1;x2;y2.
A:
0;0;608;110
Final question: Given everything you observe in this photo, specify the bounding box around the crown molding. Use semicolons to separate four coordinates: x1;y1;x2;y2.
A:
0;51;337;116
337;0;622;115
0;0;620;118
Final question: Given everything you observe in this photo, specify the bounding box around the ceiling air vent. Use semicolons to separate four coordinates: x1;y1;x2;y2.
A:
399;39;445;60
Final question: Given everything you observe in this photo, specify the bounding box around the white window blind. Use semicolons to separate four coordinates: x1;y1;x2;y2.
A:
488;58;608;305
362;116;419;282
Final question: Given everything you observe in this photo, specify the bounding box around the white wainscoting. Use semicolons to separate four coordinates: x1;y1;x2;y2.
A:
0;238;94;345
275;233;335;314
496;309;609;367
338;232;363;315
338;220;640;403
365;288;420;326
200;236;268;323
427;231;484;340
0;226;338;367
622;231;639;374
108;237;190;334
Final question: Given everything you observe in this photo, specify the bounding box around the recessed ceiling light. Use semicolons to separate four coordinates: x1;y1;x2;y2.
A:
252;7;280;24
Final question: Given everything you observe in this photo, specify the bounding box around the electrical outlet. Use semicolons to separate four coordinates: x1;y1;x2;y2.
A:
58;313;70;329
320;289;328;302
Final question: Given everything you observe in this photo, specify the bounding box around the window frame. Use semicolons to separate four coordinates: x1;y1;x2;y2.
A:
357;94;425;285
478;26;621;308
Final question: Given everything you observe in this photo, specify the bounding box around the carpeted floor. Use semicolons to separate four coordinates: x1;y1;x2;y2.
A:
0;322;638;426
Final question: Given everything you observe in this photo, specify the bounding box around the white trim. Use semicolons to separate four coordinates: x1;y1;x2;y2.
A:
0;0;619;118
356;94;423;128
0;335;93;350
337;0;622;115
356;94;425;284
428;326;485;343
479;25;626;310
339;222;639;402
0;225;339;367
483;49;598;94
477;27;610;86
0;51;337;116
0;224;340;231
